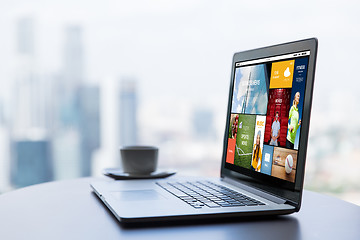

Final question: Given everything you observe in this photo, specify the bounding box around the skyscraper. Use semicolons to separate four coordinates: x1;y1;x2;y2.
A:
13;17;42;132
52;129;82;180
58;25;84;127
17;17;34;57
0;125;10;192
192;108;216;140
119;79;138;147
11;137;53;188
11;17;54;187
52;25;99;178
13;17;53;132
77;85;101;176
63;25;84;90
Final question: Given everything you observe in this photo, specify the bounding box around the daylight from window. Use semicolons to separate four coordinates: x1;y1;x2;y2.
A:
0;0;359;206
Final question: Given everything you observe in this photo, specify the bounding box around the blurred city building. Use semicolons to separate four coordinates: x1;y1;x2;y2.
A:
77;85;101;176
58;25;84;127
63;26;84;93
9;21;101;187
17;17;34;57
0;124;10;192
10;17;54;187
52;129;82;180
192;108;216;140
11;137;53;188
119;79;138;147
52;25;100;178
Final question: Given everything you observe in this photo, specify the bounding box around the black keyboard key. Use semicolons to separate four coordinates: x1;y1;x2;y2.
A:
157;181;264;209
231;203;246;206
205;202;221;208
219;203;233;207
245;203;258;206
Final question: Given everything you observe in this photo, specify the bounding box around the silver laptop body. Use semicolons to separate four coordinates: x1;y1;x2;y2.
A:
91;38;318;224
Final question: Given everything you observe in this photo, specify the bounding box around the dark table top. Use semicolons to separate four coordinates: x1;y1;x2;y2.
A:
0;177;359;240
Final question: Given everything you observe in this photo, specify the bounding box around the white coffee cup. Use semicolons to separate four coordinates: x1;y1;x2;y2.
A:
120;146;158;175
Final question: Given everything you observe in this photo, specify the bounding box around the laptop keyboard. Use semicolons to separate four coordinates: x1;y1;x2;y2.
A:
156;181;265;209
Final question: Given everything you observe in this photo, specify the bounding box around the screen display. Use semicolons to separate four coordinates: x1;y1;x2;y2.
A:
225;51;310;183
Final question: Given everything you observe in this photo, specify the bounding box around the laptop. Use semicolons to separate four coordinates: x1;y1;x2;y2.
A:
91;38;318;224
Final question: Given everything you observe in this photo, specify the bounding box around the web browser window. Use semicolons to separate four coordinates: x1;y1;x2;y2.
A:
225;51;310;183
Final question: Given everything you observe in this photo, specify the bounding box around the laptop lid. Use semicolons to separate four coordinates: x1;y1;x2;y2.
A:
221;38;318;210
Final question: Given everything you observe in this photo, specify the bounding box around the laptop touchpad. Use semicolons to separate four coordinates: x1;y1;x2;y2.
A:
111;190;163;201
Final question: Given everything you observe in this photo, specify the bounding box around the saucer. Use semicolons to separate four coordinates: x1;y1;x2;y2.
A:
103;168;176;180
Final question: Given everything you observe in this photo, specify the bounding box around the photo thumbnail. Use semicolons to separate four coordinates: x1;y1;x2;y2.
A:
228;114;239;139
271;147;297;182
269;60;295;89
260;145;274;175
286;57;308;150
250;116;266;172
226;114;240;164
232;115;256;169
231;64;269;115
264;88;291;147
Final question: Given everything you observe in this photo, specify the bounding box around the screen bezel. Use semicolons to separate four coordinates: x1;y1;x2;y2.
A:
220;38;318;209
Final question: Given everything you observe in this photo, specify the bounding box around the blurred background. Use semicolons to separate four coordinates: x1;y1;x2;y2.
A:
0;0;359;205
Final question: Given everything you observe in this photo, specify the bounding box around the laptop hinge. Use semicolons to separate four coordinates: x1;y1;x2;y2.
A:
222;176;287;204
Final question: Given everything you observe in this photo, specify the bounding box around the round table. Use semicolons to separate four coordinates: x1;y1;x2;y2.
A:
0;177;359;240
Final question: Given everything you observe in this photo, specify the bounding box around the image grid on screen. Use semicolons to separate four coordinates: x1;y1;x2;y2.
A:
226;51;309;183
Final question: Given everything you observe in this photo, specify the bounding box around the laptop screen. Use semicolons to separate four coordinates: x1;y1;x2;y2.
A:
224;50;310;186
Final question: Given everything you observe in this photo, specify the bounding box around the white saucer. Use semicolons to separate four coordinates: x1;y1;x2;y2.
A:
103;168;176;180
